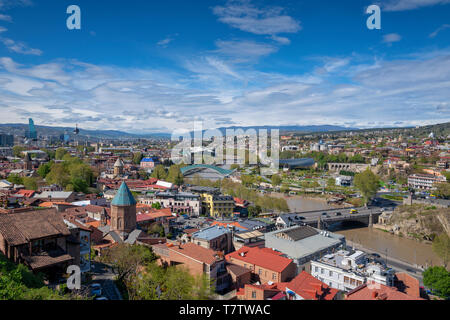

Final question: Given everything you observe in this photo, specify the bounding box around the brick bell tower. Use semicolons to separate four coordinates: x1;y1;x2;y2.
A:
110;181;137;235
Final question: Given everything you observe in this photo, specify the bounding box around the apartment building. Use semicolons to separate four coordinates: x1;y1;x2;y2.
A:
152;242;230;293
310;250;395;292
225;246;297;284
408;173;446;190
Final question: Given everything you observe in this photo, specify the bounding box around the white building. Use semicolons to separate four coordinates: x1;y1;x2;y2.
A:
407;174;446;190
310;250;395;292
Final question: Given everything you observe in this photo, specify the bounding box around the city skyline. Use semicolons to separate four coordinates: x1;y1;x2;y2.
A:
0;0;449;133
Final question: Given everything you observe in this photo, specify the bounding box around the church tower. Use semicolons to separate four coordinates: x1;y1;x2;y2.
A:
110;182;136;235
24;153;32;171
113;158;124;176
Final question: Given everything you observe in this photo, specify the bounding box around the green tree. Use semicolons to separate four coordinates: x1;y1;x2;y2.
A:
55;148;68;160
271;174;281;186
354;168;380;205
133;152;143;165
432;234;450;268
7;174;23;185
240;175;254;187
45;163;70;187
12;146;27;158
423;266;450;299
434;183;450;199
167;165;184;185
151;165;167;180
37;162;52;178
22;177;38;191
100;244;157;285
151;202;161;210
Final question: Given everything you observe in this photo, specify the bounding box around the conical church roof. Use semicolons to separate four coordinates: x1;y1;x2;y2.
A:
111;182;136;206
114;158;124;167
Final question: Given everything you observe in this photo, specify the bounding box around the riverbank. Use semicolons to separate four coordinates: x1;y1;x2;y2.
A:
270;192;349;212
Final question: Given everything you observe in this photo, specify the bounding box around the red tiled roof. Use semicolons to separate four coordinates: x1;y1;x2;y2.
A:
212;221;249;230
14;189;36;198
225;246;293;273
166;242;219;265
394;273;421;299
136;208;172;222
346;282;424;300
286;271;338;300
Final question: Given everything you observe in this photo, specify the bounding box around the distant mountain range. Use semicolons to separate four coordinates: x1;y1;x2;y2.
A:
0;123;170;140
1;122;447;140
0;123;358;140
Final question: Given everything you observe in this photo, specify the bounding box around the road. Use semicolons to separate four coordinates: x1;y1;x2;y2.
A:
91;261;123;300
346;240;424;285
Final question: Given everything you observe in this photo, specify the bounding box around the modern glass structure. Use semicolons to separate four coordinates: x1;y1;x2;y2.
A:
25;118;37;140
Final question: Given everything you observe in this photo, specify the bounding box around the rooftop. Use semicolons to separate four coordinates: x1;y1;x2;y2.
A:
111;182;136;206
192;225;231;240
226;246;293;273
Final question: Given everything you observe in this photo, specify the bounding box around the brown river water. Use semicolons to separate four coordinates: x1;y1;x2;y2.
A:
271;193;442;267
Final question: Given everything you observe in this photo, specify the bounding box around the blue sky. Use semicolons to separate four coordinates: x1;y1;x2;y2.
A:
0;0;449;133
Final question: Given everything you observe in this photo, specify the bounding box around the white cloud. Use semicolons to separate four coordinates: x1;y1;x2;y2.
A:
0;26;7;33
383;33;402;44
0;14;11;22
429;24;450;38
381;0;450;11
213;0;301;37
1;38;42;55
0;50;449;132
214;39;278;62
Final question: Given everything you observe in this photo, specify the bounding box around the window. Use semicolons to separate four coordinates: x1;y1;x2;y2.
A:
258;269;262;275
272;273;277;280
252;291;256;298
329;271;333;277
314;266;318;273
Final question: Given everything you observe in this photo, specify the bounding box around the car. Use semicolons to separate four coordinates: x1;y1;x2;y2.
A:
95;296;109;300
321;212;328;216
335;212;342;216
89;283;102;297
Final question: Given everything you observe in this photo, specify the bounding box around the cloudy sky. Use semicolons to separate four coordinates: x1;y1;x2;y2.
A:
0;0;449;133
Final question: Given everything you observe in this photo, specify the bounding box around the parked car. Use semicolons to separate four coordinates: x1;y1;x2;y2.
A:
95;296;109;300
335;212;342;216
89;283;102;297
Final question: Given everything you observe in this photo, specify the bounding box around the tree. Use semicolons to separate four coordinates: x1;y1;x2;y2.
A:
12;146;27;158
423;266;450;299
55;148;68;160
434;183;450;200
37;162;52;178
271;174;281;186
133;152;143;165
432;234;450;268
167;165;184;185
248;205;262;218
100;244;157;286
22;177;38;191
151;202;161;210
0;253;74;300
151;165;167;180
354;168;380;205
7;174;23;185
240;175;254;187
45;163;71;187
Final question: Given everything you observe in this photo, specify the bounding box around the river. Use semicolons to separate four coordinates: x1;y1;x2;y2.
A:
271;193;442;267
335;226;442;267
